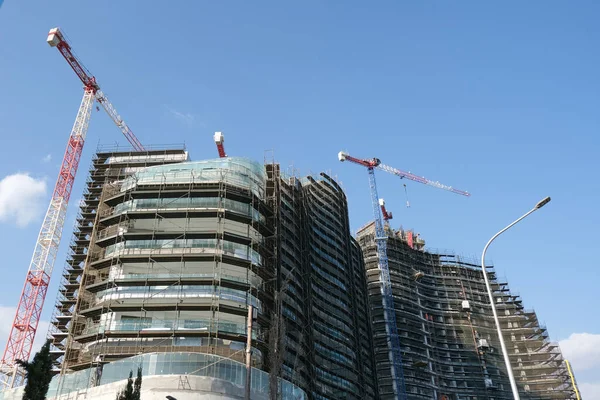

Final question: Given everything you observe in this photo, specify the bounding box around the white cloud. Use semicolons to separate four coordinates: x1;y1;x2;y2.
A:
0;173;47;227
559;332;600;370
165;105;195;126
559;332;600;398
0;306;50;361
41;154;52;163
580;382;600;399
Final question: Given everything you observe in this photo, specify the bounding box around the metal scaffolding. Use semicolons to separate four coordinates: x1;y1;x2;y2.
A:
357;224;577;400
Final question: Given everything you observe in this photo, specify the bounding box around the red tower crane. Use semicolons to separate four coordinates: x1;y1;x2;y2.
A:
0;27;144;389
214;131;227;157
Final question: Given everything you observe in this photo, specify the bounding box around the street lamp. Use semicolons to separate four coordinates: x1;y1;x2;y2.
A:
480;197;551;400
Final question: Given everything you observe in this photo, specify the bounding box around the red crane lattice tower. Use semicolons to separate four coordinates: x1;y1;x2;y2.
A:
0;27;144;389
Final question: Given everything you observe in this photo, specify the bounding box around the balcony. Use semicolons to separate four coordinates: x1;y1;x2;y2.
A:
79;318;265;340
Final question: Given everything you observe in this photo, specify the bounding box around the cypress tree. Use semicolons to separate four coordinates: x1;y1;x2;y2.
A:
116;367;141;400
16;339;54;400
115;371;133;400
133;367;142;400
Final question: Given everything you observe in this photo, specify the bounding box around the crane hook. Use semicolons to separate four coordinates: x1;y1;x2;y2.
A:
404;184;410;208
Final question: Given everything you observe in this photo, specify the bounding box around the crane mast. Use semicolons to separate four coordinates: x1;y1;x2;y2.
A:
0;27;144;389
339;151;469;399
368;168;408;399
0;89;94;390
339;151;407;398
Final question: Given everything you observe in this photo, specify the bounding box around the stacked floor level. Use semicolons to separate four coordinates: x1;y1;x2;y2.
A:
265;165;378;399
49;147;190;368
357;222;577;400
42;149;376;400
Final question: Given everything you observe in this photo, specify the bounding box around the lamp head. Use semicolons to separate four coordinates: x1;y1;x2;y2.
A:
535;197;551;209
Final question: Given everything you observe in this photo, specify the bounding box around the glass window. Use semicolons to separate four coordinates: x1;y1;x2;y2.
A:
105;239;262;266
120;158;267;198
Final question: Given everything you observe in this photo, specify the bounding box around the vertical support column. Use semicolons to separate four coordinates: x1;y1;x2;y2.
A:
245;305;254;400
366;168;407;399
565;360;581;400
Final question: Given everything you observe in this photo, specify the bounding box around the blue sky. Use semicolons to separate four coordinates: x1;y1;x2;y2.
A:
1;1;599;396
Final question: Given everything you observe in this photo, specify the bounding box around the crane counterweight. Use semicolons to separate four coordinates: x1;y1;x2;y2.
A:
214;131;227;158
46;28;61;47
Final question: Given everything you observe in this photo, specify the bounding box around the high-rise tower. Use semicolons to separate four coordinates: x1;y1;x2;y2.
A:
49;147;190;372
265;165;378;399
39;149;307;399
357;223;577;400
0;148;377;400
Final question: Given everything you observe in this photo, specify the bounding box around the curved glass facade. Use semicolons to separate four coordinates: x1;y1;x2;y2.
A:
50;152;378;400
302;174;376;399
268;168;378;400
94;286;262;311
105;239;263;265
44;352;306;400
113;197;265;223
59;154;271;382
121;157;267;198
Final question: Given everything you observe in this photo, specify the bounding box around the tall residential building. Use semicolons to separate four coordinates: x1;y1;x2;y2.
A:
49;147;191;372
38;148;307;399
357;222;577;400
266;165;378;399
1;147;376;400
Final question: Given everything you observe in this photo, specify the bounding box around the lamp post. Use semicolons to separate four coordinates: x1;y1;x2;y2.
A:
481;197;551;400
245;305;255;400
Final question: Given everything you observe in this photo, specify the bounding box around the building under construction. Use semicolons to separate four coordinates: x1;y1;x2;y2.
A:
0;144;579;400
0;146;377;400
356;222;578;400
265;163;378;399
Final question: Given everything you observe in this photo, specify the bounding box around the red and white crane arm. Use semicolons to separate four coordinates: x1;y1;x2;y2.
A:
47;28;144;151
49;29;97;90
338;151;470;197
96;92;144;151
376;163;470;197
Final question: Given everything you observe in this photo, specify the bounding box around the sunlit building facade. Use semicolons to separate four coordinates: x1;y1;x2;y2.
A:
15;148;377;400
357;223;578;400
